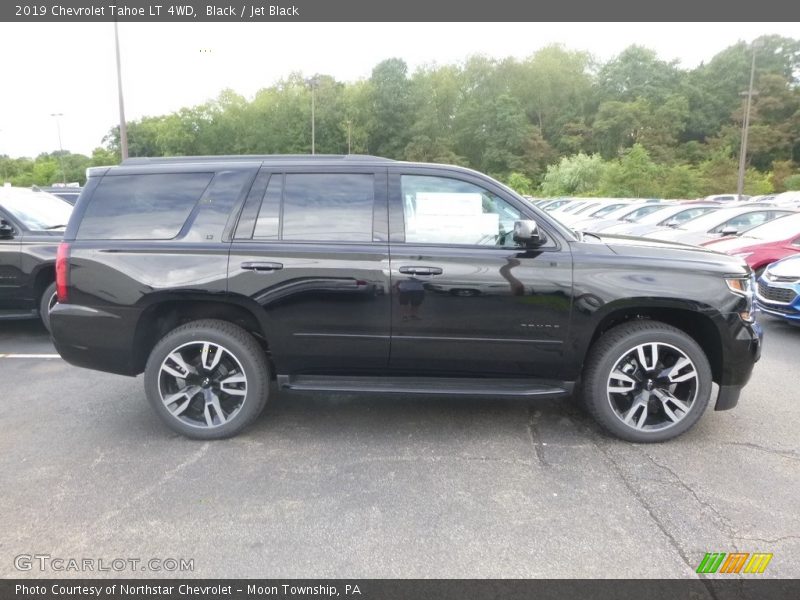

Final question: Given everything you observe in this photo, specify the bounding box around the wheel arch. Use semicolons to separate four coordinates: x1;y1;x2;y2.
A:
131;293;273;376
582;301;724;385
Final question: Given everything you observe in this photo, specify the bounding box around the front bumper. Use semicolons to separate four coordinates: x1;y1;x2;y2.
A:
714;317;762;411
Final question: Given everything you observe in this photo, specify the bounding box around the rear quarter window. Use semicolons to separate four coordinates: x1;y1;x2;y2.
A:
76;173;213;240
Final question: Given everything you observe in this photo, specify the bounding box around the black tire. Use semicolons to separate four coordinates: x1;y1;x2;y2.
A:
39;282;57;333
581;320;712;443
144;319;269;440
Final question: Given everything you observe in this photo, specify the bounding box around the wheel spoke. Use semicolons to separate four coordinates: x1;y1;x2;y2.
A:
661;357;697;384
636;343;659;371
623;393;649;429
653;388;691;414
162;351;197;379
609;369;637;394
204;394;228;426
163;385;200;416
220;374;247;396
201;343;223;372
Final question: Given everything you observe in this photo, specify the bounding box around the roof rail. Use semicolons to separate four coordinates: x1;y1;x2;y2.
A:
121;154;392;165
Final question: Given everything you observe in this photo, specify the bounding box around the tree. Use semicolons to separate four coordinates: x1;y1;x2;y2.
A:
540;153;607;196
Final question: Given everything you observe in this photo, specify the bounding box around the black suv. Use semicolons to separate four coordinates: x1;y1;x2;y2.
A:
1;186;73;331
50;156;762;442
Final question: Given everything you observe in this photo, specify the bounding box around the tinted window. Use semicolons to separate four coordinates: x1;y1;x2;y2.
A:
77;173;212;240
281;174;373;242
400;175;522;246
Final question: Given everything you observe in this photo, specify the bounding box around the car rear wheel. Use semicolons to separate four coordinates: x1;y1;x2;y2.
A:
144;319;269;439
581;320;712;443
39;282;57;333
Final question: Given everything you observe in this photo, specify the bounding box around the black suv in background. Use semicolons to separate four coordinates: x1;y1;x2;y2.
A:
0;186;73;331
50;156;762;442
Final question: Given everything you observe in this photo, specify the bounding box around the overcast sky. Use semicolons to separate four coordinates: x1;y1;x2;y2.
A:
0;22;797;158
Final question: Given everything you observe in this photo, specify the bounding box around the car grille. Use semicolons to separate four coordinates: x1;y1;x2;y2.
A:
757;281;798;304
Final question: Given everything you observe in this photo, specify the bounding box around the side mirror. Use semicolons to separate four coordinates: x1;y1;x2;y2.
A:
0;220;14;239
720;225;738;236
513;220;546;247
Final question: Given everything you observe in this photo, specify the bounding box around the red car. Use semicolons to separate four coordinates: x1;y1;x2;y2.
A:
703;213;800;276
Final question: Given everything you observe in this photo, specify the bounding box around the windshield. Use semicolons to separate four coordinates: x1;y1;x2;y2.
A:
0;191;73;230
740;213;800;240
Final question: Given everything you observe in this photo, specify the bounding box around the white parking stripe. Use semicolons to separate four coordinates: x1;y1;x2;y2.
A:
0;354;61;359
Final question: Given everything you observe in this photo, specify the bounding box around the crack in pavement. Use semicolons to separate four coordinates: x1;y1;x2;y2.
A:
526;405;550;468
735;534;800;544
556;406;702;577
726;442;800;463
644;453;740;552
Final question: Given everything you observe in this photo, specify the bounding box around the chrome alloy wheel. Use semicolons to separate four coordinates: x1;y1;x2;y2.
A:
606;342;699;432
158;341;248;429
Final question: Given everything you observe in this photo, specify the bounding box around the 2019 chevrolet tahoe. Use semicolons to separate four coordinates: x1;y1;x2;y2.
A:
50;155;762;442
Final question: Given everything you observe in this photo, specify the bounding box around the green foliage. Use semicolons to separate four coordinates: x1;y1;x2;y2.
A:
783;174;800;191
541;153;607;196
506;172;535;196
5;36;799;194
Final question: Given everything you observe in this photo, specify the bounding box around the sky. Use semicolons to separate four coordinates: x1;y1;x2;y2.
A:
0;22;798;158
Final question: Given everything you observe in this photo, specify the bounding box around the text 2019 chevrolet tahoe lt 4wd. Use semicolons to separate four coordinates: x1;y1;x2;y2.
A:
50;156;762;442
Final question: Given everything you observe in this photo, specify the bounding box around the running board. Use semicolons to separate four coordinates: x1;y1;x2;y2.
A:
277;375;572;397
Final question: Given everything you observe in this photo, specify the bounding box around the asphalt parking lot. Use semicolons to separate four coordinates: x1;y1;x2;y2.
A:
0;316;798;580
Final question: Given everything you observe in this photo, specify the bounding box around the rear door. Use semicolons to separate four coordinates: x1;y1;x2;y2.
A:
228;166;391;375
387;168;572;377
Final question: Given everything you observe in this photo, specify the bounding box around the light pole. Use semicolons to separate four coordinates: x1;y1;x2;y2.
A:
306;76;320;154
50;113;67;184
736;43;759;201
114;20;129;160
346;120;352;154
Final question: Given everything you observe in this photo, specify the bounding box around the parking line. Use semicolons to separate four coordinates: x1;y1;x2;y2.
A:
0;353;61;359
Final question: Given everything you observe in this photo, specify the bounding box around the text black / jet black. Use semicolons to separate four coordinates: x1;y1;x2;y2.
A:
50;155;762;442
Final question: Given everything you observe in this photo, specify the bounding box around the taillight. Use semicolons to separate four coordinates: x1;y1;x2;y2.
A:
56;242;70;303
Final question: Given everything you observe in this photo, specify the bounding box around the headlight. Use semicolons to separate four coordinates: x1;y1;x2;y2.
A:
725;277;755;322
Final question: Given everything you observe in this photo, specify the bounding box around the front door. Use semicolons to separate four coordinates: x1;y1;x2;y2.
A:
0;211;23;310
387;170;572;378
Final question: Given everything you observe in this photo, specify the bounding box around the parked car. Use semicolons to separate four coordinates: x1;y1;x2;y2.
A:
601;204;719;236
703;213;800;276
755;254;800;325
762;191;800;210
540;198;573;211
0;186;73;331
34;185;82;205
51;155;761;443
703;194;750;203
571;201;673;233
554;199;637;227
644;207;796;246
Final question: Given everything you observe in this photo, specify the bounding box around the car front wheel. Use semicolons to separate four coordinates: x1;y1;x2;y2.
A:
581;320;712;443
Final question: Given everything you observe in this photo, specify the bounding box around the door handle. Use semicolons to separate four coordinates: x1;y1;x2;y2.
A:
240;261;284;272
398;266;443;276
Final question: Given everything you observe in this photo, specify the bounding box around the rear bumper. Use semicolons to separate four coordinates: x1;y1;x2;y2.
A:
50;303;140;376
